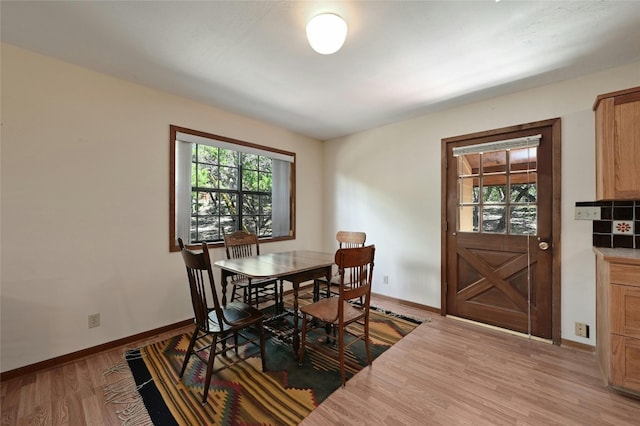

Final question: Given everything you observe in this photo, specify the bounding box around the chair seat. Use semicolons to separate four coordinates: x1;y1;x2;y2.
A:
207;301;264;333
300;297;364;324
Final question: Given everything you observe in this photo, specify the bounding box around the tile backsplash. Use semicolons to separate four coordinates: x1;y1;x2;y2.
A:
576;200;640;249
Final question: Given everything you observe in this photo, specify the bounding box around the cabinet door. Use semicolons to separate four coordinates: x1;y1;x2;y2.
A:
613;97;640;198
610;283;640;339
611;335;640;393
595;88;640;200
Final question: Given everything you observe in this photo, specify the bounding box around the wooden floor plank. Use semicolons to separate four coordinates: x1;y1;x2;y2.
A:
2;292;639;425
303;313;640;425
50;395;71;426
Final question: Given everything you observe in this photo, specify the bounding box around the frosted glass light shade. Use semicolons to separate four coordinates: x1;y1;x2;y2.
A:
306;14;348;55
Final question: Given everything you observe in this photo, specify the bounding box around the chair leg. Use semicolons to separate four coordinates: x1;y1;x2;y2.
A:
202;334;219;404
231;285;238;302
179;327;200;377
246;284;252;306
364;317;372;366
338;325;346;386
254;285;260;308
259;320;267;372
326;321;336;345
298;315;308;366
325;322;334;344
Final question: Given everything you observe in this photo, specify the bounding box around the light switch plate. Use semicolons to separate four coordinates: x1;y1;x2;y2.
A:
575;206;601;220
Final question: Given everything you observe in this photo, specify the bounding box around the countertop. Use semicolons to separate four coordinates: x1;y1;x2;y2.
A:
593;247;640;265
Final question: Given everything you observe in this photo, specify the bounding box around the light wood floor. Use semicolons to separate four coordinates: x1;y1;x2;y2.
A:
2;293;639;425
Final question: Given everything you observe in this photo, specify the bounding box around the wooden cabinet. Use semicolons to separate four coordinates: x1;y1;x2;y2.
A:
594;86;640;200
595;248;640;396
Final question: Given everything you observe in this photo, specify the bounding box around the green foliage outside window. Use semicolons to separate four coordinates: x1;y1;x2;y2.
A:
190;145;273;242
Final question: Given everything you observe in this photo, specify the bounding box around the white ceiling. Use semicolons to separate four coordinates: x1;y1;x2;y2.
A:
2;1;640;140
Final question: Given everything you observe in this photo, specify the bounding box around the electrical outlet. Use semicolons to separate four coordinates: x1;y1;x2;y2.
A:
383;275;389;285
575;322;589;338
88;313;101;329
575;206;601;220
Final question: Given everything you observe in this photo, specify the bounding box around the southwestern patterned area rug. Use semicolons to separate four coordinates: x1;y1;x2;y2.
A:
104;296;425;425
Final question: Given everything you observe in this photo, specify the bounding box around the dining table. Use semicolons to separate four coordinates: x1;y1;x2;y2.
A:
214;250;335;355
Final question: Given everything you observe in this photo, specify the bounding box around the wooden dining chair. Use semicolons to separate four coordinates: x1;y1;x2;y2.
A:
224;230;280;312
313;231;366;300
177;238;266;404
299;245;375;386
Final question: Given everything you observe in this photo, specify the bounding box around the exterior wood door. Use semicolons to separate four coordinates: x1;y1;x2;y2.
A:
441;119;561;342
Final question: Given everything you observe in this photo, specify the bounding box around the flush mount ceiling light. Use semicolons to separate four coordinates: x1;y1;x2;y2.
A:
306;13;348;55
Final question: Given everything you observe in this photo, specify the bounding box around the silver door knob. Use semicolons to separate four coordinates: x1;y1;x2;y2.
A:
538;241;550;251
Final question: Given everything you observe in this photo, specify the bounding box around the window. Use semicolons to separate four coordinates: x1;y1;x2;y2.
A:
454;135;539;235
170;125;295;251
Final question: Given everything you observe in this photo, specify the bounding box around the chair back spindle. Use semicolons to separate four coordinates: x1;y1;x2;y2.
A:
337;245;375;311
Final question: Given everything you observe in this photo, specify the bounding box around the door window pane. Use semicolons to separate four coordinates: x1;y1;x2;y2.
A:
509;147;536;172
457;145;538;236
459;205;479;232
482;151;507;173
510;206;537;235
483;185;507;203
510;182;537;203
459;177;479;204
482;206;507;233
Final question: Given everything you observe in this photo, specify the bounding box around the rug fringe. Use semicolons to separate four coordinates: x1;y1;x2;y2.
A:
103;348;154;426
117;399;154;426
104;348;147;377
104;376;152;404
103;360;130;376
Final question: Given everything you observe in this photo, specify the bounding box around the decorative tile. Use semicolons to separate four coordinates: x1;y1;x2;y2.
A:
613;220;633;235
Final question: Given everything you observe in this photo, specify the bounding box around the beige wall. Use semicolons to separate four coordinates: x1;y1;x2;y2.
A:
3;41;640;372
322;60;640;346
0;44;325;372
